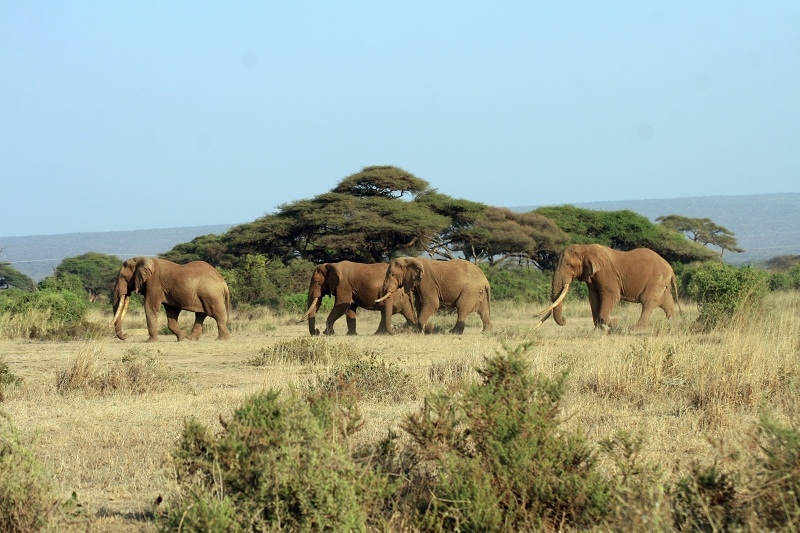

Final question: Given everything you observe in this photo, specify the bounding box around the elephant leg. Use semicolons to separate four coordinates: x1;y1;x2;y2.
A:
324;302;349;335
478;301;492;333
596;292;620;330
417;299;439;334
215;314;231;340
345;306;358;335
449;304;469;335
187;312;206;341
588;289;602;325
144;303;162;342
660;290;676;320
164;306;185;341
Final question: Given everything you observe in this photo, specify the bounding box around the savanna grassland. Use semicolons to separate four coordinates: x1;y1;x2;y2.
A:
2;293;800;531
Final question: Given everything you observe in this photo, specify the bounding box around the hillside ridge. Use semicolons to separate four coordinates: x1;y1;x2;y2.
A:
2;193;799;281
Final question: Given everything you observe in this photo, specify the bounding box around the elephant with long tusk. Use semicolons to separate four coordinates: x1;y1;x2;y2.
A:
302;261;417;336
533;244;680;330
112;257;231;342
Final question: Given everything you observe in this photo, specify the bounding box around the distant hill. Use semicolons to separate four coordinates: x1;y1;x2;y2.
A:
1;224;235;281
2;193;798;282
513;192;800;266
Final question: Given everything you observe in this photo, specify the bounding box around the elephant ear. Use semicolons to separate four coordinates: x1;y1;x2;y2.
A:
404;259;424;292
585;247;608;276
327;263;342;289
134;257;155;293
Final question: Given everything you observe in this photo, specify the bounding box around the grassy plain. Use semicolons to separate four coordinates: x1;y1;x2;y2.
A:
2;293;800;531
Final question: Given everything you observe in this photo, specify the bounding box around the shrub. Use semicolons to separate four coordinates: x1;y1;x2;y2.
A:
682;262;769;329
0;359;21;402
283;291;333;315
0;284;91;340
484;265;551;303
0;414;53;533
403;344;612;531
307;354;418;404
672;462;742;531
163;390;393;532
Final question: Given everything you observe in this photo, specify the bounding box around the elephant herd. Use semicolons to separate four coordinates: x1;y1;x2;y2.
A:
110;244;680;342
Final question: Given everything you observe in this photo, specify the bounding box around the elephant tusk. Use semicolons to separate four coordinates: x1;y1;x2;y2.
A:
532;283;570;318
300;298;319;322
374;291;393;304
112;295;128;325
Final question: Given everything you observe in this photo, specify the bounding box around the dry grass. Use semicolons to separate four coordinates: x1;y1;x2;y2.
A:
1;293;799;530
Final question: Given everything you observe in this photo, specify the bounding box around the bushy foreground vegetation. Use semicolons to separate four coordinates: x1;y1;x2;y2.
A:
158;346;800;532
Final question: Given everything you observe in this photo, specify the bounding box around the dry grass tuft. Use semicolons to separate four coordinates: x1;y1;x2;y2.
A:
249;336;364;366
56;344;179;395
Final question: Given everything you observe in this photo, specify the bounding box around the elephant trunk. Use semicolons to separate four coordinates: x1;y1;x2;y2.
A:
551;274;571;326
112;294;130;340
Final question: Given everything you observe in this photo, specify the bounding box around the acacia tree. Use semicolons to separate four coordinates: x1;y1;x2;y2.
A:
656;214;744;257
55;252;122;301
432;206;569;269
225;166;451;263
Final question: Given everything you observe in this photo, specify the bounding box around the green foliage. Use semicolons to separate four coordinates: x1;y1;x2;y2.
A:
0;414;53;533
681;262;769;328
282;291;332;314
767;263;800;291
436;206;569;268
225;166;451;264
221;256;315;309
403;345;612;531
484;264;552;303
0;286;88;325
672;461;741;532
0;263;35;292
533;205;718;264
159;233;232;267
54;252;121;301
163;390;392;532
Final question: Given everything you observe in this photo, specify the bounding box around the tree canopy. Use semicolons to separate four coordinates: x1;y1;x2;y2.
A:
160;168;726;271
533;205;718;264
656;214;744;257
0;261;36;292
54;252;122;301
225;167;457;264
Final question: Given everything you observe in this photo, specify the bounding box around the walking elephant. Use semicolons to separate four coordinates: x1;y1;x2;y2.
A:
112;257;231;342
534;244;679;330
301;261;417;335
377;257;492;334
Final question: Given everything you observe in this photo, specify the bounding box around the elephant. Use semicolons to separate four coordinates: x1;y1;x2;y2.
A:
301;261;417;335
377;257;492;334
112;257;231;342
534;244;679;330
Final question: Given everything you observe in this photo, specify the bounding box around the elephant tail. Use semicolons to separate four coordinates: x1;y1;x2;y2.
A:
671;274;682;316
224;286;232;326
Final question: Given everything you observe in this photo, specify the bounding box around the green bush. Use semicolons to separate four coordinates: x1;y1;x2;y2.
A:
402;345;612;531
283;291;333;314
484;265;551;303
163;390;393;532
681;262;768;329
221;256;315;310
0;414;53;533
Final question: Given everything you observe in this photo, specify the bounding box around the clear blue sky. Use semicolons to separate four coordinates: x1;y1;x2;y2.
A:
2;2;798;237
